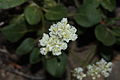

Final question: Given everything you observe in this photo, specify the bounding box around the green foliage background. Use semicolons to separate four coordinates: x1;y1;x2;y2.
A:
0;0;119;78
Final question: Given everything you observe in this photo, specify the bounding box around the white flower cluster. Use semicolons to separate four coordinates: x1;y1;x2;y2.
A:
96;59;112;77
39;18;78;56
73;67;86;80
49;18;77;42
73;59;112;80
87;59;112;79
87;64;101;79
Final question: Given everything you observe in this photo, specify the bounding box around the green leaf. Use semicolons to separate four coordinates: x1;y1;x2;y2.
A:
1;15;27;42
16;38;35;55
111;27;120;37
74;5;101;27
106;18;120;37
24;3;42;25
84;0;101;8
30;48;41;64
101;0;116;11
45;53;67;77
0;0;27;9
95;25;116;46
44;0;57;8
45;5;67;20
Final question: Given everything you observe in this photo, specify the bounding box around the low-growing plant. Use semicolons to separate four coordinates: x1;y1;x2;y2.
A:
0;0;119;79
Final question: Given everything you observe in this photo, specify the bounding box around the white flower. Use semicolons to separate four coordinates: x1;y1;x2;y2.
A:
61;18;67;24
87;64;101;80
39;33;49;46
40;47;48;55
47;35;67;55
39;34;67;56
52;46;62;56
73;59;112;80
73;67;86;80
96;59;112;77
39;18;77;56
49;18;78;43
87;59;113;79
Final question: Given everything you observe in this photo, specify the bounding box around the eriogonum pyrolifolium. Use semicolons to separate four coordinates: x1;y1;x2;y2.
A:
73;59;112;80
39;18;78;56
73;67;86;80
49;18;77;43
87;59;112;79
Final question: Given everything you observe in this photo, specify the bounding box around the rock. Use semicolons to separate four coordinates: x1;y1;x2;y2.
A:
107;62;120;80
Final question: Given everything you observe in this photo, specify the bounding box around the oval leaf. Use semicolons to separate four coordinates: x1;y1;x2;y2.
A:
16;38;35;55
45;5;67;20
24;3;42;25
95;25;116;46
101;0;116;11
111;27;120;37
0;0;27;9
30;48;41;64
74;5;101;27
1;15;27;42
45;53;67;77
84;0;100;8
